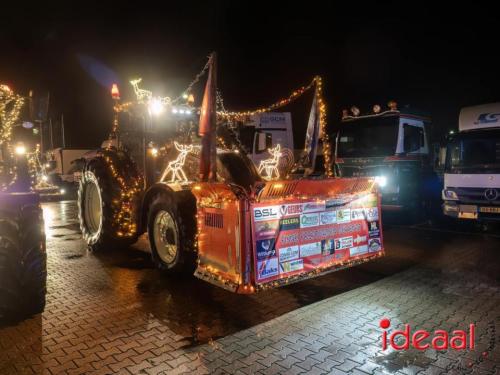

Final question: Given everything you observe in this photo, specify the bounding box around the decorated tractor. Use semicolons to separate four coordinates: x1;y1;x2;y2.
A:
0;84;47;319
78;53;385;293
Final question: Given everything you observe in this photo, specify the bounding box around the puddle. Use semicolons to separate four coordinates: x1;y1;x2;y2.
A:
373;349;434;373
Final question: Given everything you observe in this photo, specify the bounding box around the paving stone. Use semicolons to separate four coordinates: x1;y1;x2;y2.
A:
1;202;499;375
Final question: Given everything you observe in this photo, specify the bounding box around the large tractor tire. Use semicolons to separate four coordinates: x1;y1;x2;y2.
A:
0;204;46;320
78;153;142;251
147;190;197;273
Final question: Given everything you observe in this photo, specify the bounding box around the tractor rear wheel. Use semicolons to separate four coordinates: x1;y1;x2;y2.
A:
147;191;196;273
78;158;138;251
0;206;46;320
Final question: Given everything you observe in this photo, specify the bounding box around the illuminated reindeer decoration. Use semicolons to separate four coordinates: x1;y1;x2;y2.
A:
161;142;193;183
130;78;171;106
130;78;152;102
258;144;282;180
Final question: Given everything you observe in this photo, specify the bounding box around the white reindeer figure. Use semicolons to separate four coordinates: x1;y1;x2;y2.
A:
258;144;282;180
161;142;193;183
129;78;152;102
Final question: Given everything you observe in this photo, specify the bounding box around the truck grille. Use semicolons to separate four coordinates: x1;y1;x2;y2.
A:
455;187;500;205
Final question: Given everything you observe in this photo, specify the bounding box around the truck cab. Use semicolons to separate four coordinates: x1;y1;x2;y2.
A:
236;112;294;175
334;103;435;216
442;103;500;221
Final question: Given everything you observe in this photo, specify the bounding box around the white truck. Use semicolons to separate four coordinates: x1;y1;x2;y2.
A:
45;148;92;183
235;112;295;176
442;102;500;221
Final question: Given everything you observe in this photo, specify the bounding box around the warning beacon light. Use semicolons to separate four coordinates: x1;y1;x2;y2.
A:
111;84;120;100
388;100;398;111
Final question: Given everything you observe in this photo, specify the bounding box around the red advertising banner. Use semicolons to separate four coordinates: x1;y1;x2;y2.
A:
251;193;383;285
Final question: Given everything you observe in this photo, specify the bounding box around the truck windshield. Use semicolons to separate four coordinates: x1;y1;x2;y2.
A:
445;129;500;173
337;116;399;157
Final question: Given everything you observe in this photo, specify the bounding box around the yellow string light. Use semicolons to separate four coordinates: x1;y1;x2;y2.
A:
102;152;143;238
217;78;317;120
0;85;25;145
218;76;333;177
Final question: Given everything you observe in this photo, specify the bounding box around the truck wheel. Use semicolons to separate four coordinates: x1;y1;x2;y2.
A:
78;158;138;251
0;208;46;320
147;192;196;273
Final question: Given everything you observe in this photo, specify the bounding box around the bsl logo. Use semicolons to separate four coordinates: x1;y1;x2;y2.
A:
254;206;280;221
380;318;475;350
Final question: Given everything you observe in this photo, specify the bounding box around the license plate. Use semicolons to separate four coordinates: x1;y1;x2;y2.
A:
458;205;477;219
459;212;478;219
479;206;500;213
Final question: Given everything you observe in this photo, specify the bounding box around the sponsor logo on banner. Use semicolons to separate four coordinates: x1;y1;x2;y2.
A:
280;204;302;217
365;207;379;221
278;232;299;245
368;221;380;238
254;206;280;221
256;238;276;260
300;223;362;242
323;254;335;263
280;259;304;274
320;211;336;225
368;238;382;252
279;216;300;231
353;234;367;245
350;245;369;256
337;209;351;223
255;220;279;238
335;236;353;250
257;258;278;279
300;242;322;257
321;239;335;255
302;201;326;213
326;197;351;209
351;208;365;221
300;213;319;228
279;245;299;262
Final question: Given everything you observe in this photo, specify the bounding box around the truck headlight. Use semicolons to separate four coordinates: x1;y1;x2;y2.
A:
374;176;387;187
443;189;458;200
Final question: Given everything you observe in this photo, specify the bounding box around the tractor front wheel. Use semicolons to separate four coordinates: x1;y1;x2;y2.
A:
147;191;196;273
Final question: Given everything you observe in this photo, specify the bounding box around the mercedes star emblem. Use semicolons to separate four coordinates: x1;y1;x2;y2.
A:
484;188;499;201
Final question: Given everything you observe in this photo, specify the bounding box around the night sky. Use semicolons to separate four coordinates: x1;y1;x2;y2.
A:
1;2;499;148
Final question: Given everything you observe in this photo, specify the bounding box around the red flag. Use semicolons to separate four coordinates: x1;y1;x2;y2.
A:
199;53;217;181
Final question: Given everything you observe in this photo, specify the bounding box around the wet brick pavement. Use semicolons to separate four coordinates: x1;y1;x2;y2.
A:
0;201;499;374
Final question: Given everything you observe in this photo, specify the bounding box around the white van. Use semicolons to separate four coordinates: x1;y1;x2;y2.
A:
442;103;500;221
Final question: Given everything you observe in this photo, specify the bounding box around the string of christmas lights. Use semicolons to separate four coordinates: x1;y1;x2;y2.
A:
171;57;212;104
217;78;317;120
217;76;333;177
102;152;143;238
0;85;25;145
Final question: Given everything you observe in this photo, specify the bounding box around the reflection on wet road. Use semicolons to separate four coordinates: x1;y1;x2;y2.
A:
37;201;500;345
1;200;498;375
